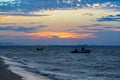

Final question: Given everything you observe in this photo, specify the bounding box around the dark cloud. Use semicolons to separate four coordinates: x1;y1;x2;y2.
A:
0;35;10;37
92;24;104;26
0;25;47;32
78;24;103;29
77;23;120;32
13;36;38;40
0;22;42;26
0;23;17;25
116;14;120;16
97;14;120;22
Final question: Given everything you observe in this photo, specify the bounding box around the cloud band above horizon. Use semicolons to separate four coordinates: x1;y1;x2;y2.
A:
0;0;120;12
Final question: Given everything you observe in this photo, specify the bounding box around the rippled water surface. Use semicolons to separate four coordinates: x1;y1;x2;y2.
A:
0;46;120;80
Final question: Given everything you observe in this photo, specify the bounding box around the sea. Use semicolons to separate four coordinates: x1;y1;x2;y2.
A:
0;46;120;80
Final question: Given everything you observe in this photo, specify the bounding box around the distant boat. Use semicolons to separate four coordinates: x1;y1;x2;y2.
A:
71;50;91;53
71;47;91;53
36;47;44;51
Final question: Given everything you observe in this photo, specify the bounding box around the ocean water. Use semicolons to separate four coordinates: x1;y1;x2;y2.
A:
0;46;120;80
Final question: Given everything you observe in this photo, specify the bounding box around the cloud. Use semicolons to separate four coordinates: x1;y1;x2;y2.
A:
0;25;47;32
82;13;93;16
67;24;105;33
0;12;48;16
97;14;120;22
0;22;44;27
89;2;120;9
0;35;10;37
0;0;120;12
116;14;120;16
26;31;94;39
104;26;120;32
77;23;120;33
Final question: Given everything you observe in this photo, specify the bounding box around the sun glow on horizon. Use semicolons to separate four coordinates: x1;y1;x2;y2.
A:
26;31;94;39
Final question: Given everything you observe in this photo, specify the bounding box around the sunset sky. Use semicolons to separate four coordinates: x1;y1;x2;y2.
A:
0;0;120;45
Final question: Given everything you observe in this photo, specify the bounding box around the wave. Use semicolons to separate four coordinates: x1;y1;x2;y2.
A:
1;56;79;80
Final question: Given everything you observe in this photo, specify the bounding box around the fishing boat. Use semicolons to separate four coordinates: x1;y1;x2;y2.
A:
36;47;44;51
71;49;91;53
71;47;91;53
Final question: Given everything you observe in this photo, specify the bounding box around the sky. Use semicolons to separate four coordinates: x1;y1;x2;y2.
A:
0;0;120;45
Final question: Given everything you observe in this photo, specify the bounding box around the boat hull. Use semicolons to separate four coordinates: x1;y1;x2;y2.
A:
71;50;91;53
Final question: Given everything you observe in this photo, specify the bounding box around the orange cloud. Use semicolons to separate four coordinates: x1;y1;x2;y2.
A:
27;32;94;39
0;16;8;19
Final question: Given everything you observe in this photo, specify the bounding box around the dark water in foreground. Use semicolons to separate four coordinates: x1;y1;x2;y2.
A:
0;46;120;80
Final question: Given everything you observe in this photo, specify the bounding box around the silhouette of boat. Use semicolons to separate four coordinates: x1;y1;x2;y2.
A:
71;47;91;53
36;47;44;51
71;50;91;53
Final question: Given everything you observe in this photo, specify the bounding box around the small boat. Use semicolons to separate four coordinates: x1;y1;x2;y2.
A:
36;47;44;51
71;47;91;53
71;50;91;53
